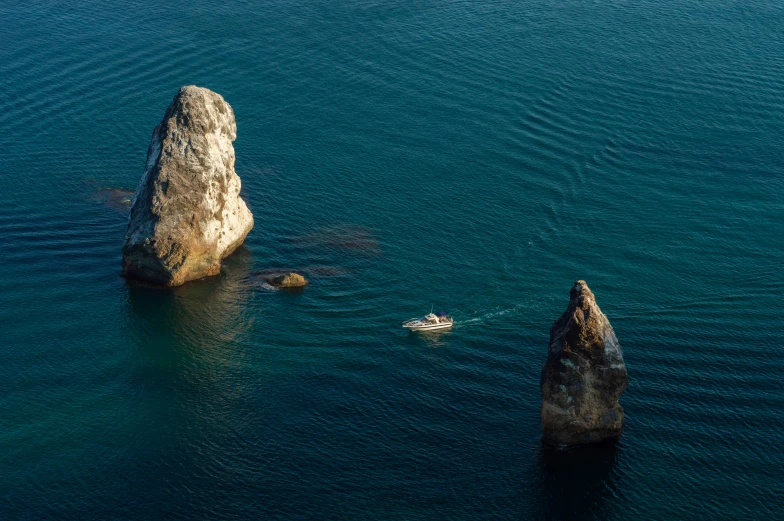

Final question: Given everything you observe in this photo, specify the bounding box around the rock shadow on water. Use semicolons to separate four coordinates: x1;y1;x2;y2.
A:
531;439;622;520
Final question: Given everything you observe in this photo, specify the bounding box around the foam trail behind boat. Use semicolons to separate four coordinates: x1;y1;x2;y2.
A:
460;302;534;326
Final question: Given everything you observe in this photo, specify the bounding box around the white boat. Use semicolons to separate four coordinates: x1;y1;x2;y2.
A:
403;311;454;331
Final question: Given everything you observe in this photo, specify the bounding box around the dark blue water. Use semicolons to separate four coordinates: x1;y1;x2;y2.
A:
1;1;782;519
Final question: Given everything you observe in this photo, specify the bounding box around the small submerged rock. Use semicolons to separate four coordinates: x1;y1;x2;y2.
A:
292;224;380;256
305;265;349;277
265;272;308;288
541;280;628;446
91;187;134;211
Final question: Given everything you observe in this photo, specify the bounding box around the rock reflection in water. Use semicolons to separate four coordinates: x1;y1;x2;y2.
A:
531;440;622;520
124;246;255;358
120;247;257;497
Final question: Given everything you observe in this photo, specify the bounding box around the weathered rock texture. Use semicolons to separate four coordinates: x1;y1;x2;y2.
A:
266;272;308;287
122;86;254;286
541;281;627;445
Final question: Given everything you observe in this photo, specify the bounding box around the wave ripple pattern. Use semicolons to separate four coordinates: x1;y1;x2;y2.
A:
0;1;782;520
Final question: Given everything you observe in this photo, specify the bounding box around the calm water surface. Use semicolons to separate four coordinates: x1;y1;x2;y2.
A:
1;1;782;519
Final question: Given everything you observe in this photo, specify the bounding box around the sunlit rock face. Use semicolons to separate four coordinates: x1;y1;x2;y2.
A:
541;280;628;446
122;86;254;286
266;272;308;287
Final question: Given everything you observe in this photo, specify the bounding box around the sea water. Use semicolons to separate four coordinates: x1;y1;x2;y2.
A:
1;1;782;519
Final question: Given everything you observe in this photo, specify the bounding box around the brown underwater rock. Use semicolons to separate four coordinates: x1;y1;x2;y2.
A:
541;280;628;445
266;272;308;288
122;86;254;286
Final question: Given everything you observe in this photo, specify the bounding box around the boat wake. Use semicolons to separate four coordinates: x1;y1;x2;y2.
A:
460;302;532;327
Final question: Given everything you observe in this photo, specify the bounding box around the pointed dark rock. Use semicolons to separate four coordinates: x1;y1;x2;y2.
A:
541;280;628;445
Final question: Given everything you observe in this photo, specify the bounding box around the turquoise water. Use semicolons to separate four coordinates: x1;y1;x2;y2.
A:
1;0;783;518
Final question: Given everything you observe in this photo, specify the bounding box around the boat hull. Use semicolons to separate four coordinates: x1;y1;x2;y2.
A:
403;322;453;331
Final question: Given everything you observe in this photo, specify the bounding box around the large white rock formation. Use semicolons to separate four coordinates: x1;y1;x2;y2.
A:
122;86;253;286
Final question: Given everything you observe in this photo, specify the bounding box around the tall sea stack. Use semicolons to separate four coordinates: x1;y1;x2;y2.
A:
541;281;627;445
122;86;254;286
